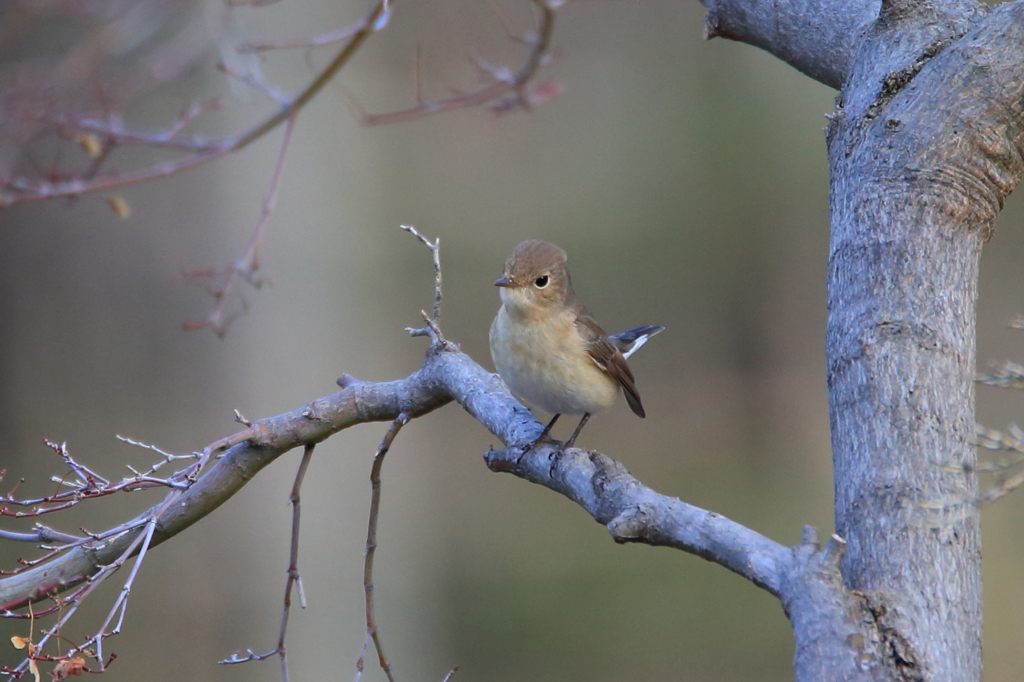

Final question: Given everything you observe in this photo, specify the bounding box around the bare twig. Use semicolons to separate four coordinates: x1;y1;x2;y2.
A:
219;648;279;665
49;440;109;488
116;435;190;463
977;469;1024;503
356;415;409;682
0;525;81;546
361;0;559;125
974;320;1024;503
240;20;368;53
977;360;1024;389
45;100;224;154
221;444;315;682
941;423;1024;504
116;436;201;483
1;440;197;526
217;61;291;104
277;443;314;682
184;113;296;337
399;226;441;323
41;473;190;676
400;226;451;347
7;523;147;677
91;515;159;668
354;633;372;682
1;0;391;206
1;520;147;579
1;390;286;678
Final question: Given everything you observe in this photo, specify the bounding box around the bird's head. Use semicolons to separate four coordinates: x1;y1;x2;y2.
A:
495;240;573;316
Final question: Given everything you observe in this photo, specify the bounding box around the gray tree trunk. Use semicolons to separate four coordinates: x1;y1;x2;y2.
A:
708;0;1024;678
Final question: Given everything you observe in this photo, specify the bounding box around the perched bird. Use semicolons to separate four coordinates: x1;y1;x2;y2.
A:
489;240;663;450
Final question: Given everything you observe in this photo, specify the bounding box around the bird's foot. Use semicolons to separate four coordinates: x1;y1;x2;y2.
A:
517;432;557;463
516;413;562;462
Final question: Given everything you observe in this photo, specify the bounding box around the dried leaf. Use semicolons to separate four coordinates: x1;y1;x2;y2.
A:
79;135;102;158
50;657;86;681
106;196;131;219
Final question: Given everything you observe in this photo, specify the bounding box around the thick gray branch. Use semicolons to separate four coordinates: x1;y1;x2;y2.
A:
485;429;874;680
0;341;871;680
484;444;790;594
703;0;881;88
0;356;447;613
702;0;989;90
683;0;1024;679
822;2;1024;680
697;0;1024;676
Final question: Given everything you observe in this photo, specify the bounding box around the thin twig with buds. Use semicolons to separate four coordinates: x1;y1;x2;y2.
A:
0;441;198;525
1;428;218;679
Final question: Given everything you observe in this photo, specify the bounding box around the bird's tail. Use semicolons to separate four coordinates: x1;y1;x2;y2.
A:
609;325;666;359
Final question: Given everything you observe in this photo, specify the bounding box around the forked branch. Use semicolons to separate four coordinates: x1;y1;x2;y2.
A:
0;230;875;681
359;0;560;125
0;0;391;206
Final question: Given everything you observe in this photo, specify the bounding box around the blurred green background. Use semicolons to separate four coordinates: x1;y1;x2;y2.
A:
2;0;1023;680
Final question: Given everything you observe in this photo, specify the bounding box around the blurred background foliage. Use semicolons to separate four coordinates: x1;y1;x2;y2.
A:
1;0;1023;680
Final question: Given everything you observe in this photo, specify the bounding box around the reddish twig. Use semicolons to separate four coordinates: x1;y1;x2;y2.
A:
45;476;187;675
0;440;198;526
1;428;227;677
0;0;391;206
184;112;296;337
1;520;146;578
360;0;558;125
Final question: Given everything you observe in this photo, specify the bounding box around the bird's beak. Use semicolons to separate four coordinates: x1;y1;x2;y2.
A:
494;275;518;288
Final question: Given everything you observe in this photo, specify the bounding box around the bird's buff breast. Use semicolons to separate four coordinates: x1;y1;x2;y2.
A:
489;305;618;415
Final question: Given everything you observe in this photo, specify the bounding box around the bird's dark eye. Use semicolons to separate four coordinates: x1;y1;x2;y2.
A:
534;275;549;289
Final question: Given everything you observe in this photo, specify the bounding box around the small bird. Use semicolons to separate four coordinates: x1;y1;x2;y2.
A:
489;240;663;450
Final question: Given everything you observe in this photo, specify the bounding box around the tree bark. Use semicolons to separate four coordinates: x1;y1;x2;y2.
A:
708;0;1024;678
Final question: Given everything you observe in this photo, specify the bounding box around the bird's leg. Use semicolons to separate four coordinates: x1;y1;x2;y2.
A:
524;413;561;453
563;413;591;450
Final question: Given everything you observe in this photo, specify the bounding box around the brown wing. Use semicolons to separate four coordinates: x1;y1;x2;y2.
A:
577;313;646;418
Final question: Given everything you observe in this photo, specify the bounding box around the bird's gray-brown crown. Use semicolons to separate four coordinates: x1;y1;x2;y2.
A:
497;240;574;304
504;240;567;278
